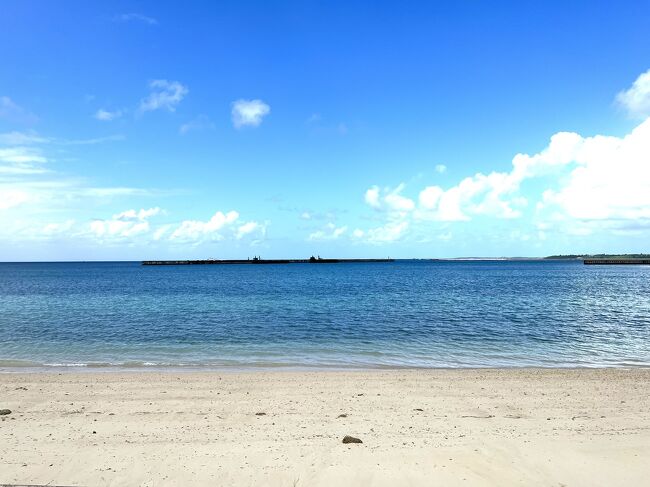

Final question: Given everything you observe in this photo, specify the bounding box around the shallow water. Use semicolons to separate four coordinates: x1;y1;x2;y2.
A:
1;260;649;368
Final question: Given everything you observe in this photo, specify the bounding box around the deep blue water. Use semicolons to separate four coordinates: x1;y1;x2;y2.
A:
1;260;649;368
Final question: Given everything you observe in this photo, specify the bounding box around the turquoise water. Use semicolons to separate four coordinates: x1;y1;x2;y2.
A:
1;261;649;369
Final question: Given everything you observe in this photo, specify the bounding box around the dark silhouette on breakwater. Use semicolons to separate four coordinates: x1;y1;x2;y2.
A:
142;256;394;266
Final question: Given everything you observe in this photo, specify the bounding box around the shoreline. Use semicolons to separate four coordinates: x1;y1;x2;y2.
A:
2;368;649;486
3;363;650;374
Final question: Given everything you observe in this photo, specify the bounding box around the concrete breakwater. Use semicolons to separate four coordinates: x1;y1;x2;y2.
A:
583;259;650;265
142;258;395;266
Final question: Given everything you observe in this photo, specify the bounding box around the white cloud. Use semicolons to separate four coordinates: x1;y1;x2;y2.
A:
231;99;270;128
538;117;650;221
1;131;123;147
363;114;650;233
417;170;525;222
114;13;158;25
113;207;161;221
0;131;50;145
139;80;188;113
364;184;415;213
353;221;409;244
95;109;123;121
0;147;47;164
616;69;650;118
153;225;172;241
61;135;126;145
236;221;260;239
365;186;381;208
90;207;162;239
308;223;348;241
170;210;240;241
435;164;447;174
384;184;415;212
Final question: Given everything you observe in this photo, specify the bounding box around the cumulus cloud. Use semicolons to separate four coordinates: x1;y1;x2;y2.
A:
435;164;447;174
364;186;381;208
364;184;415;213
113;207;161;221
308;223;348;241
90;207;161;239
236;221;261;239
139;80;188;113
384;184;416;212
231;99;270;128
170;210;240;241
363;115;650;234
538;118;650;221
95;109;123;121
352;221;409;244
616;69;650;118
416;170;525;221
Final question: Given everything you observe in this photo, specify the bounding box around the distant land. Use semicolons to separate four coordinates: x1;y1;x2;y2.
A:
544;254;650;260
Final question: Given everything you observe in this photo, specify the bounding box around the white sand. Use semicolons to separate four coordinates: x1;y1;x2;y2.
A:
1;369;649;486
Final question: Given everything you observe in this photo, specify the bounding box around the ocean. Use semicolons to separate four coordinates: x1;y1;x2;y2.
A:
1;260;649;369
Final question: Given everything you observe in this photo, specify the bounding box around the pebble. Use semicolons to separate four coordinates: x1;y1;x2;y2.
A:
342;435;363;444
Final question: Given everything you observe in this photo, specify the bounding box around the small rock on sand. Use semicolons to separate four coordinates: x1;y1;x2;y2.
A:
337;414;348;418
0;409;11;416
255;412;266;416
342;435;362;444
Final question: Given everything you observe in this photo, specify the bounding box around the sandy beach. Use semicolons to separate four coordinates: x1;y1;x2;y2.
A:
1;368;649;486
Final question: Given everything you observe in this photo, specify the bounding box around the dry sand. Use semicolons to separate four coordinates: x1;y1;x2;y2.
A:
1;368;649;486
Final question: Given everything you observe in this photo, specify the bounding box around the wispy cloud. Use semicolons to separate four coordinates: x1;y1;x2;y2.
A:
94;109;123;121
231;99;270;128
308;223;348;241
0;131;50;145
139;80;188;113
0;131;124;147
0;96;38;124
60;134;126;145
179;115;215;135
114;13;158;25
0;147;47;165
0;189;30;210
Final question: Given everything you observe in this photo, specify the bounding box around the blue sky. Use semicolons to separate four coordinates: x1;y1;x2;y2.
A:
1;1;650;260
